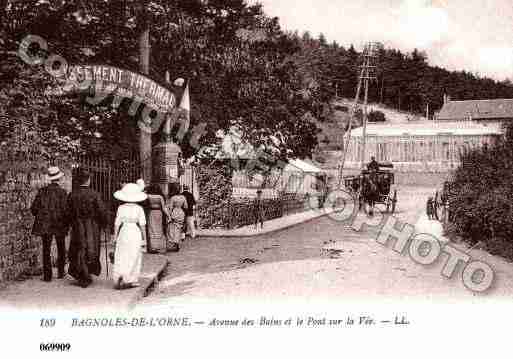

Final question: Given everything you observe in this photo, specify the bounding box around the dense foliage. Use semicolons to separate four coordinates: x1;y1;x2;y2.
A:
195;161;233;228
0;55;80;159
1;0;323;160
446;124;513;259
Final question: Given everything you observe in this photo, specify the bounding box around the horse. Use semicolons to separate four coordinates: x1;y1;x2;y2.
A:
360;173;379;216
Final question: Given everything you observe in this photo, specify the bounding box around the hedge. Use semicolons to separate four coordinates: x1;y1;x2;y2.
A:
446;123;513;259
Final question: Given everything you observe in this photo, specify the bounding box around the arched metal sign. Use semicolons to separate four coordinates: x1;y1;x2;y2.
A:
65;64;177;112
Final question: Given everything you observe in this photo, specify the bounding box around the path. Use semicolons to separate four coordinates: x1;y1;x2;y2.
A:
139;185;513;308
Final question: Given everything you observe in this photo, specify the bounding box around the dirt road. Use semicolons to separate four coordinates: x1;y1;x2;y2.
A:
139;185;513;307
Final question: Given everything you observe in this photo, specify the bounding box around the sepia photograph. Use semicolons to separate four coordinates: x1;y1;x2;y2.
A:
0;0;512;356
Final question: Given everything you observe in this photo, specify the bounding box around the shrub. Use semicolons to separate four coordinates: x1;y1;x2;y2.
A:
446;123;513;258
368;110;386;122
196;162;234;228
195;160;311;229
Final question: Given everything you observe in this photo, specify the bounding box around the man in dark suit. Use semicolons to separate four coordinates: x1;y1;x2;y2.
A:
367;156;380;172
67;169;109;288
31;166;70;282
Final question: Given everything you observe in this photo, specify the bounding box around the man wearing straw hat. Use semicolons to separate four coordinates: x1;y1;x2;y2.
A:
31;166;70;282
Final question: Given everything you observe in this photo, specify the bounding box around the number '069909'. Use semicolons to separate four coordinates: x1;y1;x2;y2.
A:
40;343;71;351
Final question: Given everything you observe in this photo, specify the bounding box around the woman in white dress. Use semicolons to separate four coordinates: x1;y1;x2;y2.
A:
112;183;148;289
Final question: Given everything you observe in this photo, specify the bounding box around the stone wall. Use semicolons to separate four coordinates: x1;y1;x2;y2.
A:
0;168;72;286
0;172;41;284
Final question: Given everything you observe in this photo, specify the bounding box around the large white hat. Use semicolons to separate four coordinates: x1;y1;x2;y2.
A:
114;183;148;203
47;166;64;181
136;178;146;191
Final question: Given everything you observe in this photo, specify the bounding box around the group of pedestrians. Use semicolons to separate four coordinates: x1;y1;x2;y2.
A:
142;180;196;254
30;166;196;290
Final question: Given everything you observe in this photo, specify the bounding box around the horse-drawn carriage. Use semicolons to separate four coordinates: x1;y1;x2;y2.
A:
343;164;397;214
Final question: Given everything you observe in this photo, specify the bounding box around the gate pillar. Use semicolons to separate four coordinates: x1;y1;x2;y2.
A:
152;141;181;197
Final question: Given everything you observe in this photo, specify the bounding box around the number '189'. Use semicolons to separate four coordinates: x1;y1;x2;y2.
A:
40;318;55;327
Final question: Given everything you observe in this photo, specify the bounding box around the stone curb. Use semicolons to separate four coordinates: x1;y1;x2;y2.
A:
197;209;336;239
126;257;169;310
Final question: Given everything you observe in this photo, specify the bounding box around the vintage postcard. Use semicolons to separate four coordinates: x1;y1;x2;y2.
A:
1;0;512;357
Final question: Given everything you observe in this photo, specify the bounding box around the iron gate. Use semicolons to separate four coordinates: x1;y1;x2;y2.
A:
72;155;197;229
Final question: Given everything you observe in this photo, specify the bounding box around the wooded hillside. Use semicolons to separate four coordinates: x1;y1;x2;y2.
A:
292;32;513;119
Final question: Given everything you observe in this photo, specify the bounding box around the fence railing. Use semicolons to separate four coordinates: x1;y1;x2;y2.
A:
73;155;198;233
72;155;144;212
197;192;327;230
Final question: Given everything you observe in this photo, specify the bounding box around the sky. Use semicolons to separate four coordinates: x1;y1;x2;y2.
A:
252;0;513;81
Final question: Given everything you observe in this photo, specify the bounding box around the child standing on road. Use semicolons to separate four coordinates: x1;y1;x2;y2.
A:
426;196;435;220
253;190;264;230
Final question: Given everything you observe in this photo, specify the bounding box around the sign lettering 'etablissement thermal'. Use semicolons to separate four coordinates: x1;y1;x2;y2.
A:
66;65;176;112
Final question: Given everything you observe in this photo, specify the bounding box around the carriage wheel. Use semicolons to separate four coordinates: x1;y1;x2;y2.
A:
391;190;397;213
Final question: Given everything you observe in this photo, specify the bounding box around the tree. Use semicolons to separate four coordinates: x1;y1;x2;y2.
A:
3;0;513;164
302;31;312;42
1;0;324;162
0;55;80;158
318;33;327;47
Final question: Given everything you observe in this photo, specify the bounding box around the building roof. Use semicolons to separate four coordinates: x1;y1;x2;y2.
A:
347;121;502;137
284;159;322;173
437;99;513;121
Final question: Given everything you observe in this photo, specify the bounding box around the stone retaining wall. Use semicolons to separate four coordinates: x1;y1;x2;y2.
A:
0;168;72;285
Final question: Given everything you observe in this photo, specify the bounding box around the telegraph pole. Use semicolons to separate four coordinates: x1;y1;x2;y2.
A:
359;42;379;169
338;67;364;186
338;42;381;184
360;55;370;169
